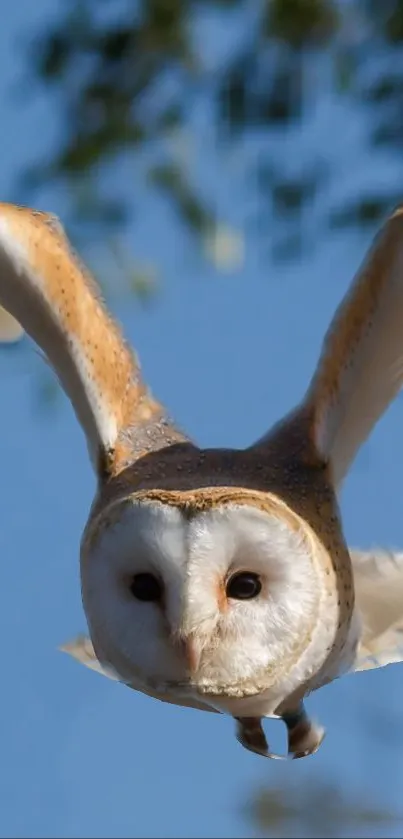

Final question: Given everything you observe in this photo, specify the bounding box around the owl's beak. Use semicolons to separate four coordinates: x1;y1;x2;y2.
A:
184;636;201;675
175;634;201;675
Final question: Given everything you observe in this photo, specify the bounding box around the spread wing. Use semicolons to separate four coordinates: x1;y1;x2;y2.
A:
0;203;189;476
255;209;403;488
304;208;403;486
60;635;217;714
350;548;403;673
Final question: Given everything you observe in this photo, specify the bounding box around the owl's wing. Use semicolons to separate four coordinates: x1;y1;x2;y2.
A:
60;635;218;714
0;204;190;477
306;208;403;487
255;208;403;487
60;635;121;680
349;548;403;673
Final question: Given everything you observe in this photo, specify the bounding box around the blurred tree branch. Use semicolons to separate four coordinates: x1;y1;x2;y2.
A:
14;0;403;294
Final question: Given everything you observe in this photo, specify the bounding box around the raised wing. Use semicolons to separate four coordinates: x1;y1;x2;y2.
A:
254;209;403;487
0;203;188;477
304;208;403;486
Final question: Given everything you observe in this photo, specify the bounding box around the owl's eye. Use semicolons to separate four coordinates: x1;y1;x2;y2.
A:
130;573;163;602
226;571;262;600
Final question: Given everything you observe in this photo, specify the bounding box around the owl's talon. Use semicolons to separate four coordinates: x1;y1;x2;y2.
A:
235;716;288;760
235;716;270;757
235;705;325;761
282;703;326;759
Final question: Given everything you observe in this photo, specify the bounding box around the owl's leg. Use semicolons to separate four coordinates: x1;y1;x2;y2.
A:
281;703;326;759
235;717;270;757
234;716;288;760
235;705;325;760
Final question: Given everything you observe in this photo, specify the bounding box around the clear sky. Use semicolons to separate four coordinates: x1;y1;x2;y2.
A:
1;3;403;838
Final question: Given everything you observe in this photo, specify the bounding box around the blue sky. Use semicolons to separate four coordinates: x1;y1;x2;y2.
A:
1;2;403;838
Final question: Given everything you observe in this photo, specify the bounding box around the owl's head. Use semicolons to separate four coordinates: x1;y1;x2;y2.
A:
81;488;325;716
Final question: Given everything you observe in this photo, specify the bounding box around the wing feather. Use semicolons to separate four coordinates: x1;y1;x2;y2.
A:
0;204;188;475
60;635;217;714
304;208;403;485
351;548;403;673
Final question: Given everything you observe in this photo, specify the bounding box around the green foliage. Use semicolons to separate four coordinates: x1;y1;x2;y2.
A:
266;0;339;48
18;0;403;284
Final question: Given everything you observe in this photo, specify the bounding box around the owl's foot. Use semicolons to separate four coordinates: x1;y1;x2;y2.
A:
235;704;325;761
282;704;326;759
235;716;286;760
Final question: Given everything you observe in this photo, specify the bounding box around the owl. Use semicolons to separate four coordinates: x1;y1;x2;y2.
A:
1;202;403;761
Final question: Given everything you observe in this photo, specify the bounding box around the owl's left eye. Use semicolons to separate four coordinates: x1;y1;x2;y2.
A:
129;573;162;602
226;571;262;600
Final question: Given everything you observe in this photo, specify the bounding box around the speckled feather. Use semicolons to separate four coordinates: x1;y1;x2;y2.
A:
0;203;187;473
304;207;403;486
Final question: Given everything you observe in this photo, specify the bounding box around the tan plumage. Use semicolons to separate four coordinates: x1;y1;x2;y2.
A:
304;209;403;486
0;204;186;472
1;202;403;760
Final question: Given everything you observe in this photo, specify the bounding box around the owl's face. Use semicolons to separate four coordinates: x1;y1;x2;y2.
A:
81;494;322;715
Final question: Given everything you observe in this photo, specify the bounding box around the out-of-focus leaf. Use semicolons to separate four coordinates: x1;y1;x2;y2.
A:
333;46;357;92
372;119;403;148
329;196;399;228
56;122;145;174
375;0;403;43
17;0;403;295
365;73;403;102
219;59;250;131
258;62;303;125
272;174;319;217
148;163;214;235
37;32;72;78
264;0;339;49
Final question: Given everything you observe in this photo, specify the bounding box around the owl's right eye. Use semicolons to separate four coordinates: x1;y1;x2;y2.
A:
129;573;163;602
226;571;262;600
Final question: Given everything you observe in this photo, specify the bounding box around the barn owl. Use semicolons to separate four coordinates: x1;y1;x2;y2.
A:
1;203;403;761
